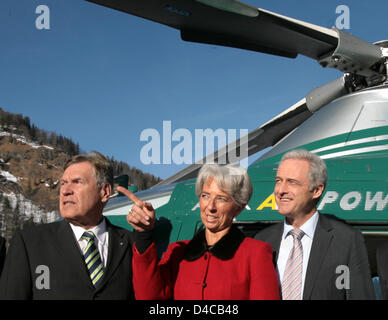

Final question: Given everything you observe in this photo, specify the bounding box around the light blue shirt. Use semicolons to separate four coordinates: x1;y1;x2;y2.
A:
277;211;319;297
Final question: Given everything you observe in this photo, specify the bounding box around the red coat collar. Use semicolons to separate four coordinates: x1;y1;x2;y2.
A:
183;225;245;261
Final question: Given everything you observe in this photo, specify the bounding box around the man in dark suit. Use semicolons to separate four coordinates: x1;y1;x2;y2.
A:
255;149;375;300
0;152;134;300
376;241;388;300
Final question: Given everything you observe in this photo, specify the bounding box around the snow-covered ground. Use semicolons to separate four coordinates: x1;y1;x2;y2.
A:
3;192;59;224
0;169;18;183
0;130;53;150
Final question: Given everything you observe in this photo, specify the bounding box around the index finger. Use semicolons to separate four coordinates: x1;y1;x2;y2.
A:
117;186;144;206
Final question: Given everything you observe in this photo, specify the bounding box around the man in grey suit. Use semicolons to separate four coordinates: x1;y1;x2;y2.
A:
0;152;134;299
255;149;375;300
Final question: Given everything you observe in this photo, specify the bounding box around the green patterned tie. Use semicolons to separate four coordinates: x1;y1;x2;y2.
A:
81;231;104;287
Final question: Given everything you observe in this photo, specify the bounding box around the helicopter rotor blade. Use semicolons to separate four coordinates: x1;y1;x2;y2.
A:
87;0;336;59
87;0;384;81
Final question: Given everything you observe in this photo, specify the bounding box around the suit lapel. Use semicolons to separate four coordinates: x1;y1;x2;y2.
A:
55;220;94;289
96;220;131;290
303;214;333;299
267;223;283;263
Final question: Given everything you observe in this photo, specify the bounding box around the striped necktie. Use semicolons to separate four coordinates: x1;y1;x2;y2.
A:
81;231;104;287
282;228;304;300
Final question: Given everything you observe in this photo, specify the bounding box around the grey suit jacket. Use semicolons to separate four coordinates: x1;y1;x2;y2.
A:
376;241;388;300
255;213;375;300
0;219;135;300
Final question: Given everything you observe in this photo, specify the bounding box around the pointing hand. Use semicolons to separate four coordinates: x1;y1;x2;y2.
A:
117;186;156;232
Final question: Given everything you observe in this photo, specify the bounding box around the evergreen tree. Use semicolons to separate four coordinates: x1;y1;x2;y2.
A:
2;197;14;242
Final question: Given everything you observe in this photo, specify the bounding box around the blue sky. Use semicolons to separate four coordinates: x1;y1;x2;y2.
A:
2;0;388;179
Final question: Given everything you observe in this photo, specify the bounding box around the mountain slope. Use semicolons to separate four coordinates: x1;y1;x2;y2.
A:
0;109;161;244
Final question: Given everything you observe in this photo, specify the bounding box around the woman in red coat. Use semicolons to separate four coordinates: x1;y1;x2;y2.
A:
121;164;279;300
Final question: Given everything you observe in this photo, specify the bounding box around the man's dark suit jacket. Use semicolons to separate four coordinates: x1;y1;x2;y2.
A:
376;241;388;300
0;219;134;300
255;213;375;300
0;236;6;276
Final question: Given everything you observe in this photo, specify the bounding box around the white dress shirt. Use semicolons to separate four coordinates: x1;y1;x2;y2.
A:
69;219;109;268
277;211;319;297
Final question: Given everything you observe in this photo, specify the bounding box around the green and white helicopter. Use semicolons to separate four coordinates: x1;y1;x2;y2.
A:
88;0;388;277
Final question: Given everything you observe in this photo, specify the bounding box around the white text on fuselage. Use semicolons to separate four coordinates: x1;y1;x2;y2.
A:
255;191;388;212
190;191;388;212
